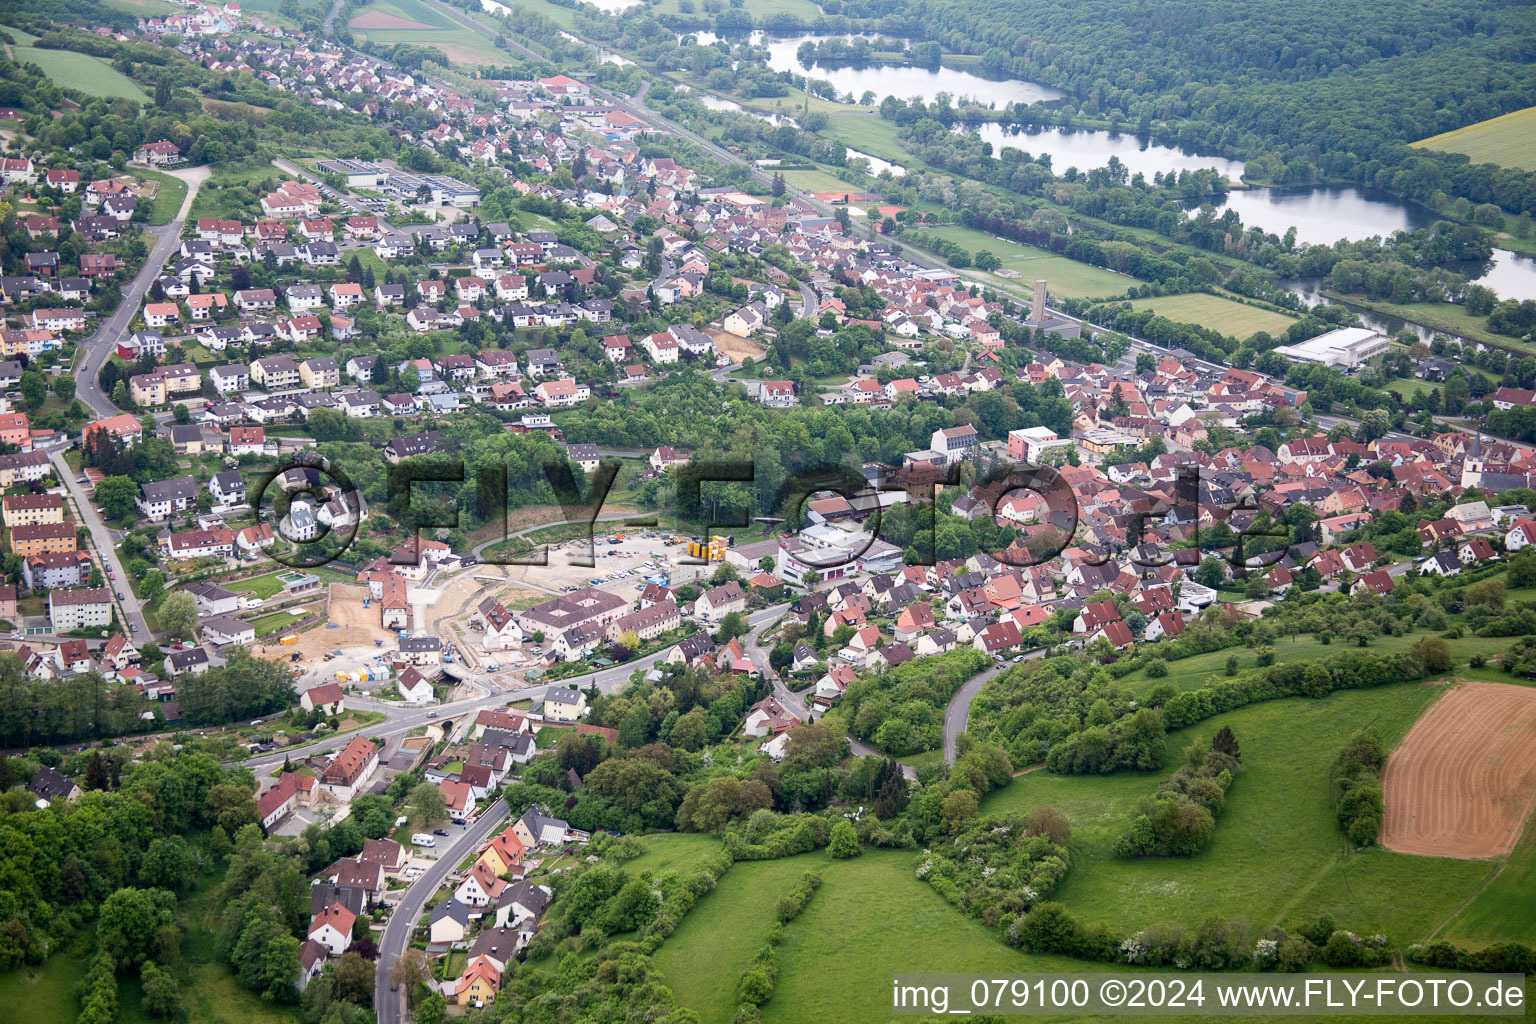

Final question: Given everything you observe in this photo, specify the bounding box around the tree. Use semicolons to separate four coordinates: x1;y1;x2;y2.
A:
1194;556;1226;588
941;789;979;834
96;475;138;519
98;887;177;967
389;949;429;996
85;750;110;791
158;591;198;640
19;371;45;411
53;374;76;401
335;950;375;1006
827;819;860;858
140;962;181;1019
140;569;166;603
716;611;747;642
1412;636;1452;673
140;835;198;893
406;781;446;825
1354;408;1391;443
413;990;447;1024
668;706;710;751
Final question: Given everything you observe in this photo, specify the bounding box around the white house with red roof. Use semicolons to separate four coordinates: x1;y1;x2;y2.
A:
308;903;355;955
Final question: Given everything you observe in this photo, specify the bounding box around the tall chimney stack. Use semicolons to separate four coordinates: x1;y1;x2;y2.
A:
1032;279;1047;323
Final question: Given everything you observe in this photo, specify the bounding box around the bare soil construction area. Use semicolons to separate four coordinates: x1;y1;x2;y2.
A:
255;583;394;665
707;327;763;363
1380;680;1536;859
347;11;433;29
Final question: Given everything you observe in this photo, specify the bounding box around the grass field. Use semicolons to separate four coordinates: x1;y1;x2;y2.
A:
135;168;188;226
981;684;1500;945
232;572;292;599
249;610;305;637
1441;814;1536;947
348;0;507;66
827;109;908;161
1127;292;1297;339
1413;106;1536;173
654;850;1092;1024
12;47;147;101
915;224;1133;300
778;167;872;195
621;832;722;878
1112;629;1523;696
102;0;181;15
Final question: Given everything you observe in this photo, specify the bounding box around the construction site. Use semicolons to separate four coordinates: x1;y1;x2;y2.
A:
263;529;723;699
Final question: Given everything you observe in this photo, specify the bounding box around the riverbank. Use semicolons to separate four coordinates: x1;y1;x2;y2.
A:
1322;291;1536;356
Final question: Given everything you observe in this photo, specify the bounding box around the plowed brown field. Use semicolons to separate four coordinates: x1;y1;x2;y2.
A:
1380;681;1536;859
348;11;432;29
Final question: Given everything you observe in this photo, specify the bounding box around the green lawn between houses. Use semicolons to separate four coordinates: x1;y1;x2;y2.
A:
134;168;189;227
249;610;306;637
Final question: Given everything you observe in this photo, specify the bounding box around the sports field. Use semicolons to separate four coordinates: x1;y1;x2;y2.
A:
917;224;1133;299
347;0;506;66
1413;106;1536;172
13;46;147;101
1127;292;1297;339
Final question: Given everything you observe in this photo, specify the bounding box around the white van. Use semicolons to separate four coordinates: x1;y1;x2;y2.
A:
410;833;436;848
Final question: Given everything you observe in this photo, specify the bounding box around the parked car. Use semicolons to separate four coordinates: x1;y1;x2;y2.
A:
433;828;449;836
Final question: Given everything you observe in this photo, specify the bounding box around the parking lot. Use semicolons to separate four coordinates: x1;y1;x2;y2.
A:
497;530;713;596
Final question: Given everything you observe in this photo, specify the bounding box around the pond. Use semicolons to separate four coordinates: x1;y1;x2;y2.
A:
559;30;633;64
845;146;904;177
966;122;1246;182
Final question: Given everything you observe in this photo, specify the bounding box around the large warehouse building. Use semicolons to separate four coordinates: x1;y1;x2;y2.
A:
1271;327;1389;369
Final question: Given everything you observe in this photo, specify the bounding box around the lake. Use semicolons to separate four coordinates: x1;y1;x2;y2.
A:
678;32;1064;107
967;122;1246;182
759;35;1065;107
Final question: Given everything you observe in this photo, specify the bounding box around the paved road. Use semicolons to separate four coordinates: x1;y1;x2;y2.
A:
322;0;346;34
740;615;919;780
271;157;395;226
76;166;209;418
940;651;1046;765
236;601;791;772
48;447;150;635
374;797;510;1024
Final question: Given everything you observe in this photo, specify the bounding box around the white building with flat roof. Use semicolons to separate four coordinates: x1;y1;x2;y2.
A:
1271;327;1388;369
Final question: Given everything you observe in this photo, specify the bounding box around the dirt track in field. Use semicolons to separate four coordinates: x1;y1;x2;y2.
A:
1379;681;1536;859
